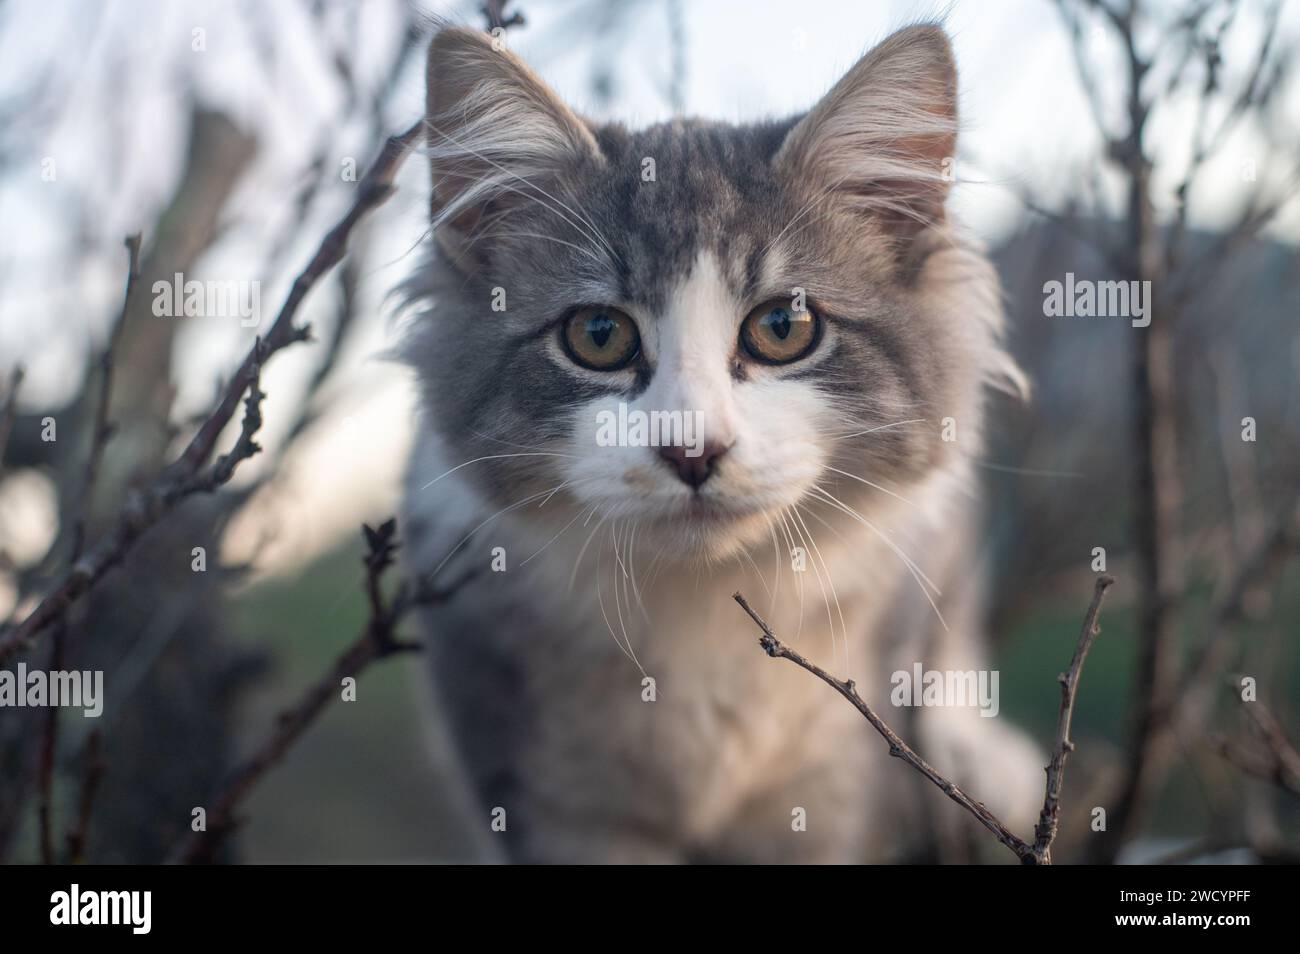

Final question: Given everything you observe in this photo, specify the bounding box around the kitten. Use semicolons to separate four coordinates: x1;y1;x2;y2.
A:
400;21;1042;863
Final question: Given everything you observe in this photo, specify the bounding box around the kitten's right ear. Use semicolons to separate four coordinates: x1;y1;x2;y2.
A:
424;27;602;262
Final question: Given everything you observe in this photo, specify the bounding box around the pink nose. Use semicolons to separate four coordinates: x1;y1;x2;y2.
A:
658;441;730;489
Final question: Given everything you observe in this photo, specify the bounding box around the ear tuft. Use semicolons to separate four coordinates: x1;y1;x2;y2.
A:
424;27;602;263
775;24;959;251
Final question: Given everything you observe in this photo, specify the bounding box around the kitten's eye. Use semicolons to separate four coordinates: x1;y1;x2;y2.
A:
562;306;640;371
740;300;819;364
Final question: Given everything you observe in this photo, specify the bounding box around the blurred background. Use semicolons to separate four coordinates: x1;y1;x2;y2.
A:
0;0;1297;863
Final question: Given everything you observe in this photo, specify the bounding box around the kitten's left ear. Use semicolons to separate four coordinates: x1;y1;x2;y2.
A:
424;27;603;263
775;24;958;248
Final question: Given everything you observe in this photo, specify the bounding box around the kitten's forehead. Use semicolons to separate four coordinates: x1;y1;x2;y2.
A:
581;118;800;313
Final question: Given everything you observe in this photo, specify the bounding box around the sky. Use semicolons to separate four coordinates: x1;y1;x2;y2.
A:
0;0;1296;584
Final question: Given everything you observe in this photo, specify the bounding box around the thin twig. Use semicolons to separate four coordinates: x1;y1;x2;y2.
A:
63;729;105;864
70;233;142;561
1213;694;1300;799
482;0;525;31
0;121;423;667
35;234;140;864
0;365;23;477
1031;574;1116;862
170;518;468;864
734;578;1113;864
1181;492;1300;698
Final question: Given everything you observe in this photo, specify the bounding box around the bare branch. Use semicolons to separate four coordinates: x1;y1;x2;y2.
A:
1031;575;1116;862
0;365;23;477
734;582;1115;864
482;0;525;32
69;233;142;561
36;233;140;864
0;121;424;667
170;518;467;864
1181;491;1300;699
1052;0;1119;144
1213;693;1300;799
63;729;105;864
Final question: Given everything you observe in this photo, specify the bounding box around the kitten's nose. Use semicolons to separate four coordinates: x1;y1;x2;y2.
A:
658;441;730;489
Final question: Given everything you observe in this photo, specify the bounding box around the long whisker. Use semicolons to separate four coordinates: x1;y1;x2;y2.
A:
420;452;572;491
766;515;783;617
808;485;948;633
431;481;572;578
791;503;845;670
822;464;918;508
569;508;608;592
973;459;1086;479
835;418;929;439
776;508;805;641
736;542;773;601
469;428;578;457
595;533;646;674
809;484;942;595
520;502;597;567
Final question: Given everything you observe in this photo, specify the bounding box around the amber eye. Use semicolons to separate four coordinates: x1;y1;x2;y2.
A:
562;306;640;371
740;299;819;364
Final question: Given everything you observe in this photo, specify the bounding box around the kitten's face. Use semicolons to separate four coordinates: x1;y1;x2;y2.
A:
409;26;1019;560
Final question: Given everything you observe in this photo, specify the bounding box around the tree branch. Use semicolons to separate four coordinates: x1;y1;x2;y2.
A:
36;233;141;864
1032;574;1116;862
0;365;23;479
171;518;471;864
63;729;105;864
1216;698;1300;799
733;578;1114;864
0;121;423;667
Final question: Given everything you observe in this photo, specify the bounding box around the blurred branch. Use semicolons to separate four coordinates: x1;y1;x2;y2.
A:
733;578;1115;865
1051;0;1118;143
0;366;23;478
1180;491;1300;701
1213;694;1300;800
0;120;424;667
172;518;474;864
70;234;142;562
1045;0;1300;861
36;233;140;864
482;0;526;31
62;729;105;864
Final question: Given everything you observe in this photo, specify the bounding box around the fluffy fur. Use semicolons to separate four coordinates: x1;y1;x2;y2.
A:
399;22;1039;863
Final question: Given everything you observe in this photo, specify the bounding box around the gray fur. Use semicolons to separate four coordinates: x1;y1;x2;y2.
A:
399;23;1039;863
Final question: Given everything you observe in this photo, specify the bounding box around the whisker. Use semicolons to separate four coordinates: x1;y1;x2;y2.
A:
791;503;846;670
835;418;929;439
431;481;572;578
596;540;644;673
420;452;571;491
822;464;918;508
808;485;948;633
520;502;596;567
974;460;1086;479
